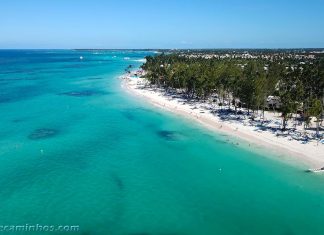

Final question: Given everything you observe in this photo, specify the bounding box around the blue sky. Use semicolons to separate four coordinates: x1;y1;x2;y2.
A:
0;0;323;49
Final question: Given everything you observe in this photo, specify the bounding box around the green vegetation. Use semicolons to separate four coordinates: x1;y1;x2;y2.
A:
141;53;324;131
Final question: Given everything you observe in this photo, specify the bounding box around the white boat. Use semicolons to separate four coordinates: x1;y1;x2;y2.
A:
307;167;324;173
80;56;84;60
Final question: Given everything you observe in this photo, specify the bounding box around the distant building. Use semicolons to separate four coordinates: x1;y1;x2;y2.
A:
266;96;281;109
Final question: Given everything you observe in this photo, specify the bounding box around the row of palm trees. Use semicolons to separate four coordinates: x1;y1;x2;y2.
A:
141;53;324;134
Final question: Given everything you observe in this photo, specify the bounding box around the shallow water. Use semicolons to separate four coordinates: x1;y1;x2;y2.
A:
0;50;323;235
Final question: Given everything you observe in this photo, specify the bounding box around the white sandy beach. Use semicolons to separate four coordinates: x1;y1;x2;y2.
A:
122;75;324;169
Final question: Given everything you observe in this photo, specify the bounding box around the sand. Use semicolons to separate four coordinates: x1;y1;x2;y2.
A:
122;76;324;169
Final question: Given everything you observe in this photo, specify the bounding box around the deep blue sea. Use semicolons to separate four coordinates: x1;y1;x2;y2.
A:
0;50;324;235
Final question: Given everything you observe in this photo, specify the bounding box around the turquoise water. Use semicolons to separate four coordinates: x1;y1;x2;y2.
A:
0;50;323;235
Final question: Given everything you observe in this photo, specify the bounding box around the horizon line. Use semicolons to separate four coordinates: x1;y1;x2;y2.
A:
1;47;324;51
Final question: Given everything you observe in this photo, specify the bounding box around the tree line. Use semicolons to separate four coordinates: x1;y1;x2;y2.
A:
141;54;324;134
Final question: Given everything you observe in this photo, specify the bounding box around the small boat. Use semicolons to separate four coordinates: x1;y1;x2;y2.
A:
306;167;324;173
80;56;84;60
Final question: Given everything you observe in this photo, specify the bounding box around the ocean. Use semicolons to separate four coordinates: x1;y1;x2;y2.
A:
0;50;323;235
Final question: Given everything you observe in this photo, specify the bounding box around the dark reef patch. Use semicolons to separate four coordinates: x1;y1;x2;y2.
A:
12;118;25;123
59;89;107;97
121;111;136;121
87;77;104;80
157;130;178;141
111;173;124;191
28;128;59;140
214;139;228;145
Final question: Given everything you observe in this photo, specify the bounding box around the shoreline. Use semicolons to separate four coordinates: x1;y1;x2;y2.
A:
121;75;324;169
